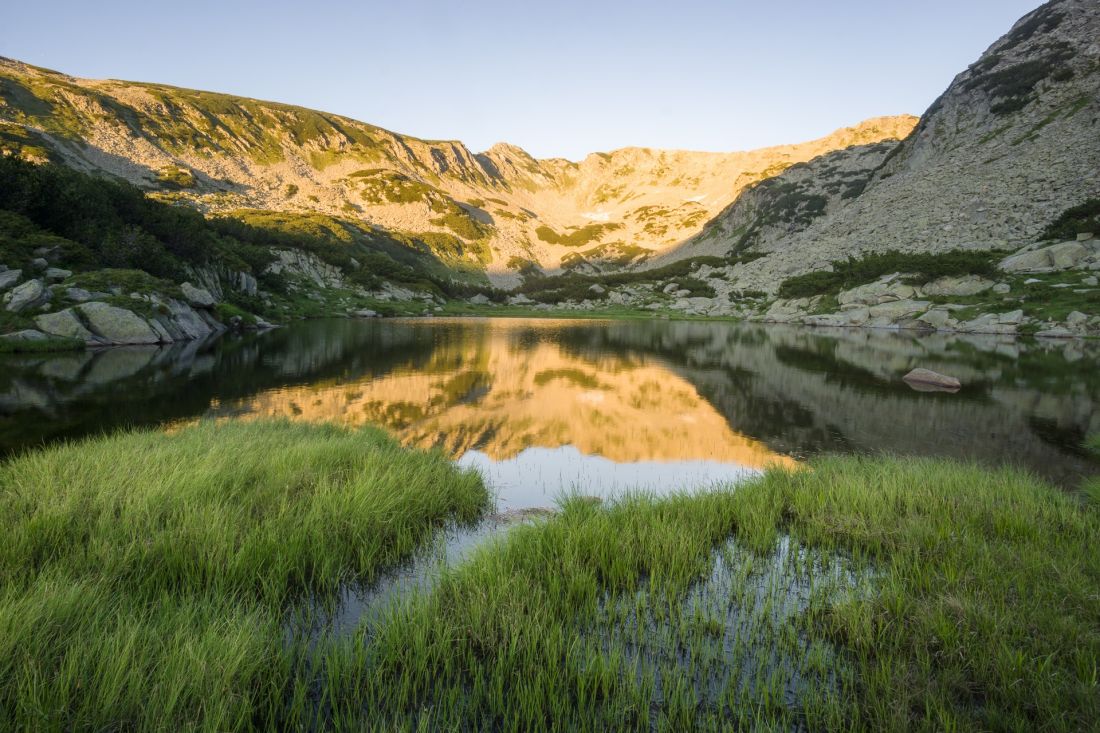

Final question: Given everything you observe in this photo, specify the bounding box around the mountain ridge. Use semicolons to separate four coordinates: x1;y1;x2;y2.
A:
0;55;915;283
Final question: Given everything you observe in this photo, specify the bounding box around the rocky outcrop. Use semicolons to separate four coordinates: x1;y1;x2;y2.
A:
679;0;1100;294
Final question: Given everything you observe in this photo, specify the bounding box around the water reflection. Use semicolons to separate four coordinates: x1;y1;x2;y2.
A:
1;318;1097;491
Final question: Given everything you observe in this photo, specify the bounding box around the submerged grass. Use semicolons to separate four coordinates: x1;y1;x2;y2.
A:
0;420;488;731
329;458;1099;731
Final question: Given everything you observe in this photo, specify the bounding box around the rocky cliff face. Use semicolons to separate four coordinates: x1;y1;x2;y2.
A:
0;58;913;284
684;0;1100;292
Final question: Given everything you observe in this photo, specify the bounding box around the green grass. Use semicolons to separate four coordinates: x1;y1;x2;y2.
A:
330;457;1099;731
0;420;489;731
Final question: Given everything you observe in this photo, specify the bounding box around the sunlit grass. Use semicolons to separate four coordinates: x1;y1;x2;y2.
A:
0;420;489;731
2;425;1096;730
331;458;1099;731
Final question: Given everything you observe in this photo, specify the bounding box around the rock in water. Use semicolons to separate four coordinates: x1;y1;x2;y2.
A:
903;368;962;392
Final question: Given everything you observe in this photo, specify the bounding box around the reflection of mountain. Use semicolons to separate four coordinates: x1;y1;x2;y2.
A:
1;318;1096;488
216;320;794;469
574;321;1100;487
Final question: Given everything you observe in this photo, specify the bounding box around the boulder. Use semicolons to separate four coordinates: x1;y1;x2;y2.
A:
1035;327;1075;339
921;275;995;297
180;282;217;308
77;302;160;344
34;309;98;344
66;287;94;302
0;269;21;292
992;282;1011;294
867;299;930;321
44;268;72;282
1083;276;1099;287
1066;311;1088;327
507;294;534;306
588;284;607;295
918;309;952;329
468;293;491;305
4;279;49;313
1000;241;1087;272
30;258;48;270
838;279;915;306
354;309;379;318
903;368;962;391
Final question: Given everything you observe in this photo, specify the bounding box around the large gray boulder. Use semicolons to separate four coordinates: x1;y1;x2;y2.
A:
77;302;160;344
921;276;995;297
34;309;98;344
838;278;915;306
0;269;21;292
867;299;930;321
180;282;216;308
903;368;962;391
4;279;49;313
1000;241;1088;273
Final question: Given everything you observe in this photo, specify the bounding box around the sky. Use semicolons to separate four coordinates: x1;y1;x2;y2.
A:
2;0;1042;160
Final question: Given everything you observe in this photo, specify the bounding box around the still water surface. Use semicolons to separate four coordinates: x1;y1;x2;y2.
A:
2;317;1098;499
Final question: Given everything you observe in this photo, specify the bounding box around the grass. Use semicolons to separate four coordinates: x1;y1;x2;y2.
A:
1;422;1096;729
0;420;489;731
325;457;1099;731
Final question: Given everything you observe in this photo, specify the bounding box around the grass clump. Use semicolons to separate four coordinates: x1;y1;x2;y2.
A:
0;420;489;731
343;457;1099;731
777;249;998;299
536;222;623;247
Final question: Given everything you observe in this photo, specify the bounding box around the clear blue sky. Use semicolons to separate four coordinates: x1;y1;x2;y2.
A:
2;0;1042;160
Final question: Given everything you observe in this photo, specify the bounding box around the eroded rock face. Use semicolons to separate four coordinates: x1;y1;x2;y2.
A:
77;302;160;345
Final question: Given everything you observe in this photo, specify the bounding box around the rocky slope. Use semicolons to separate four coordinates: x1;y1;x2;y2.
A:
674;0;1100;291
0;57;913;284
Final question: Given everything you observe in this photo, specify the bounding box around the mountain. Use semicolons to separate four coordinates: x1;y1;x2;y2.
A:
672;0;1100;292
0;57;913;283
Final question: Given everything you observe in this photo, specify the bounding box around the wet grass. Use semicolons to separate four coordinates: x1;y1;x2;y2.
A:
328;457;1099;731
0;420;489;731
3;428;1096;730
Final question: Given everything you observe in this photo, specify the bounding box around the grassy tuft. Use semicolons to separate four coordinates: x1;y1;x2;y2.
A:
339;457;1099;731
0;420;489;731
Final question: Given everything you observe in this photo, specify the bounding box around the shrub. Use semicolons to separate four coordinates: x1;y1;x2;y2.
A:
1041;199;1100;241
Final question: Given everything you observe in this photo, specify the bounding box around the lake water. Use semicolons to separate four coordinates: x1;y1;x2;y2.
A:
2;317;1098;499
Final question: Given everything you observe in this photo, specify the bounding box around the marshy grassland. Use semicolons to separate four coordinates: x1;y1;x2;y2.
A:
0;420;488;731
0;424;1097;731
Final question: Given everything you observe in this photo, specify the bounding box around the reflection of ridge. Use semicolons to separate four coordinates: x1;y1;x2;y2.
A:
219;323;795;469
